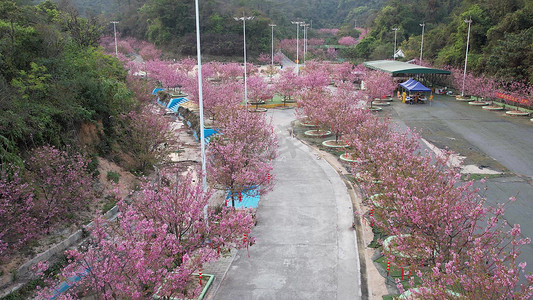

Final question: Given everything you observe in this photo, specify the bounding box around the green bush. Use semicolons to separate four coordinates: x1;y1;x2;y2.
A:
106;171;121;183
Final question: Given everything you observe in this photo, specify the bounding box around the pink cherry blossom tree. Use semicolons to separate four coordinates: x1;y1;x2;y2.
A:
338;36;357;46
258;53;271;65
296;86;331;132
0;167;38;259
347;115;533;298
113;105;174;172
182;76;243;120
362;70;396;108
275;67;302;105
25;146;96;233
331;62;358;83
321;82;366;143
37;169;255;299
247;75;274;109
300;61;331;92
273;52;284;65
208;108;278;207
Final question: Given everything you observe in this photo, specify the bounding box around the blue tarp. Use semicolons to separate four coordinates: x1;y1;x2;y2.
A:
226;187;260;208
193;128;219;143
152;87;164;95
398;79;432;92
405;82;432;92
166;97;189;113
399;78;416;89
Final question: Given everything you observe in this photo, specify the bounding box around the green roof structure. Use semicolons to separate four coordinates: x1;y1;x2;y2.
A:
364;60;451;75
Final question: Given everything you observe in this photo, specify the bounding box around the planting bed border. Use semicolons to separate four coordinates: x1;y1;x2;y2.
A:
322;140;348;148
505;110;530;116
482;105;504;111
304;130;331;137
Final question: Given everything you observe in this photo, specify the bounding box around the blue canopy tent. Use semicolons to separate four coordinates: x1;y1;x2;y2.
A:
399;78;416;89
405;82;432;92
398;79;433;104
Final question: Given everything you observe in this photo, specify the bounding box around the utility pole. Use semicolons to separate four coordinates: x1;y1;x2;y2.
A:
392;27;399;60
234;14;254;104
419;23;425;62
291;21;303;75
269;24;276;67
462;18;472;97
111;21;119;57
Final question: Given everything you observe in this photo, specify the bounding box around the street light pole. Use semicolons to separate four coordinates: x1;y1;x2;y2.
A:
269;24;276;67
194;0;208;222
392;27;399;60
419;23;425;62
462;18;472;97
291;21;303;75
111;21;119;57
234;15;254;105
300;23;307;66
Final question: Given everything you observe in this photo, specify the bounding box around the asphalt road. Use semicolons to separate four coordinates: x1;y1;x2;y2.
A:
387;94;533;274
213;109;361;299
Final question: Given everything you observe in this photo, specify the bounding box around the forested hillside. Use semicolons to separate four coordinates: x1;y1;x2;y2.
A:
0;0;135;166
344;0;533;83
92;0;533;83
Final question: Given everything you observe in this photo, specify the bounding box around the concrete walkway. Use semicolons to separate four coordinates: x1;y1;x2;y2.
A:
210;109;361;299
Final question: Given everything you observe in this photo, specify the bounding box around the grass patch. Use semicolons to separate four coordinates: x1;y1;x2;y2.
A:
101;195;118;214
106;171;121;183
375;255;422;292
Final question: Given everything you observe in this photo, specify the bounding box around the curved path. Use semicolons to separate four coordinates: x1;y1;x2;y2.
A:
212;109;361;299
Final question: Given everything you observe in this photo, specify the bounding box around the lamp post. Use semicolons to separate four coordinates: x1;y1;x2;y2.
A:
462;18;472;97
392;27;399;60
111;21;119;57
194;0;208;221
419;23;425;62
301;23;309;66
291;21;303;75
234;15;254;105
269;24;276;67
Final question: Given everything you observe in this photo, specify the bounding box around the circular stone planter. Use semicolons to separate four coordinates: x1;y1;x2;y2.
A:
369;193;384;208
506;110;530;116
299;121;317;127
468;101;488;106
383;234;413;258
455;96;471;101
304;130;331;137
379;98;394;102
367;107;383;111
340;153;357;162
248;108;267;112
372;101;391;106
398;288;461;299
322;140;348;148
482;105;504;111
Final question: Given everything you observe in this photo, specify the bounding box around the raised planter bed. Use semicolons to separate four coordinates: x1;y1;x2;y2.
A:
468;101;488;106
304;130;331;137
372;101;391;106
366;107;383;111
482;105;504;111
506;110;530;116
340;153;357;162
455;95;471;101
322;140;348;148
248;108;268;112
